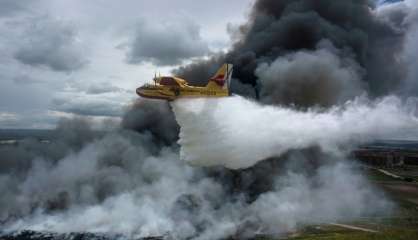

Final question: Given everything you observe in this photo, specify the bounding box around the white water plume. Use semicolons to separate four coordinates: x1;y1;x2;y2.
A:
172;95;418;169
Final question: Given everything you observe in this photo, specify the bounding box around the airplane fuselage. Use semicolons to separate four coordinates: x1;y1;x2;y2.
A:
136;64;233;101
136;83;229;101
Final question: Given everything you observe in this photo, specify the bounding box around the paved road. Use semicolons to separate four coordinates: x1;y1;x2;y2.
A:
329;223;378;233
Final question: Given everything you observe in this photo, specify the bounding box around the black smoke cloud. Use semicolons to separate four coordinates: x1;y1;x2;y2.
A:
255;40;365;107
121;99;179;145
176;0;415;107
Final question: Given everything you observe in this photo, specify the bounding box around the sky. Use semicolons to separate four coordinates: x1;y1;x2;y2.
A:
0;0;407;129
0;0;253;129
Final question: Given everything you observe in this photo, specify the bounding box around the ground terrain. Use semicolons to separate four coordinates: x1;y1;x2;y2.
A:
260;166;418;240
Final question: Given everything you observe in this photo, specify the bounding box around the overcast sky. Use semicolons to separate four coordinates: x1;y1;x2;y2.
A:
0;0;253;129
0;0;406;129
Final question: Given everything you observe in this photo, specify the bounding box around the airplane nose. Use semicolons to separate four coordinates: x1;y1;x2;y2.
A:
136;86;150;97
136;87;143;96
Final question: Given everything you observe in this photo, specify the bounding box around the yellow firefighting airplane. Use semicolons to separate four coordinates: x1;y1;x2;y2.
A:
136;64;233;101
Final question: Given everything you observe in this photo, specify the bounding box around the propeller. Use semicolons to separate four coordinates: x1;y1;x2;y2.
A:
154;71;157;85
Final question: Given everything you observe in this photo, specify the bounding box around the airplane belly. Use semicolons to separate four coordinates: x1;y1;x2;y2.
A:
136;87;175;100
180;87;228;98
137;83;229;101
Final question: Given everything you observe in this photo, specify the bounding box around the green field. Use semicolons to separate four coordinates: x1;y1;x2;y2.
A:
286;228;418;240
256;167;418;240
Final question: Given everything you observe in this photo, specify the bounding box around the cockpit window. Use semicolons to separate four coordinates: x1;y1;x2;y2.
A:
159;77;178;86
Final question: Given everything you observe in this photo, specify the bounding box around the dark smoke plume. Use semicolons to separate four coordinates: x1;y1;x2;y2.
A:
121;99;179;145
176;0;415;107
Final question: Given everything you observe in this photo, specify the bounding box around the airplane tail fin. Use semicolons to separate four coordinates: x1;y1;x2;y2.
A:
206;64;233;92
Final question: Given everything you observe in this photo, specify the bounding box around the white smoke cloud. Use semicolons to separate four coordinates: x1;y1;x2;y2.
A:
402;1;418;95
172;95;418;169
4;132;233;239
1;109;398;239
3;141;391;239
375;0;418;96
3;91;414;239
250;161;391;235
